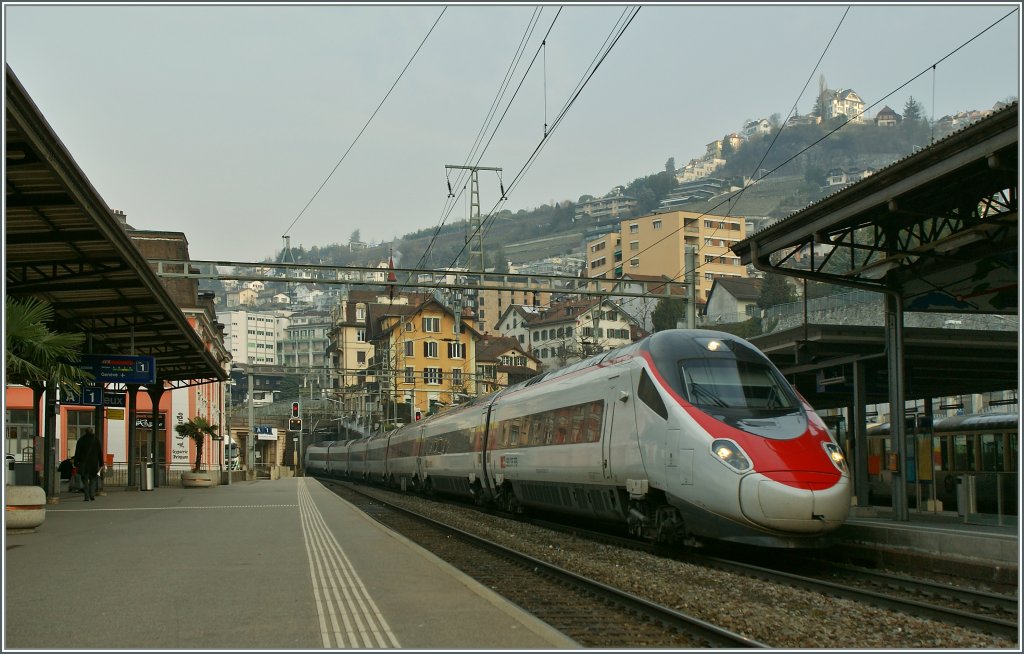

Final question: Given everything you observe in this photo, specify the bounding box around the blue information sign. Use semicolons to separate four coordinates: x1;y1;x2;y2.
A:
62;385;103;406
81;354;156;384
61;387;128;407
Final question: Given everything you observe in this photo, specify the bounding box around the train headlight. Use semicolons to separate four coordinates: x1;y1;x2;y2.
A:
711;439;751;472
823;442;848;474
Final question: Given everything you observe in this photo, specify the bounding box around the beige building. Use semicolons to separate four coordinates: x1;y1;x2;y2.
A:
585;210;747;309
474;284;552;333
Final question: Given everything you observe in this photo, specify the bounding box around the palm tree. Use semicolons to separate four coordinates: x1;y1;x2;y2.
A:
175;416;220;472
5;296;92;389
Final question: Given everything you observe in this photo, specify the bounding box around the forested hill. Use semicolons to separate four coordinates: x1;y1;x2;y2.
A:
263;113;946;270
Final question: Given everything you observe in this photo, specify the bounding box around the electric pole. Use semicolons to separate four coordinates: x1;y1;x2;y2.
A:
445;164;503;332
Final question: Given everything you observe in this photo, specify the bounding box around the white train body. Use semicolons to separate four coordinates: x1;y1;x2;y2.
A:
307;329;851;547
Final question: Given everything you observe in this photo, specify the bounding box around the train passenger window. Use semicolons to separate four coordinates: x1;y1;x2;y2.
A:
981;433;1002;472
638;370;668;420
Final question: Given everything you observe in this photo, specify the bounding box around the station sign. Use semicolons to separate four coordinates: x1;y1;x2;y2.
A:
80;354;156;384
61;386;127;408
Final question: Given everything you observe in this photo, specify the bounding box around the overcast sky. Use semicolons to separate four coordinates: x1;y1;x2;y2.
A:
4;3;1020;263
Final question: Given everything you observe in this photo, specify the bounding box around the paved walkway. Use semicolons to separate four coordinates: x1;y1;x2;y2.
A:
4;478;579;650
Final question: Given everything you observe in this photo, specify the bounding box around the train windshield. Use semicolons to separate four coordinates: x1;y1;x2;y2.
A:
679;359;798;413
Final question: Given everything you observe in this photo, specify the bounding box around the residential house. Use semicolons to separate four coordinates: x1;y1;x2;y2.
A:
824;88;866;123
741;118;772;139
367;295;483;423
515;297;640;371
875;105;901;127
226;287;257;308
474;335;541;395
704;277;763;324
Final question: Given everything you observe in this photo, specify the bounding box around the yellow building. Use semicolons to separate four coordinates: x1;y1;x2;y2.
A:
369;295;483;421
584;210;747;308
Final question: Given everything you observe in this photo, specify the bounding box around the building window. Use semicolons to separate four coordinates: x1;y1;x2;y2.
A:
423;341;439;358
447;342;466;359
630;258;639;267
356;351;366;364
422;317;440;332
423;367;442;384
404;367;415;384
356;306;366;321
356;329;366;342
653;219;662;230
629;223;639;233
630;240;639;251
451;368;463;386
404;340;414;357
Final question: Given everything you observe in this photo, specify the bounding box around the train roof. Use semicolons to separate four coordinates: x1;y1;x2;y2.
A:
868;412;1018;435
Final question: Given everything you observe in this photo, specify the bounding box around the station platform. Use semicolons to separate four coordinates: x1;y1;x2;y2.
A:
832;506;1019;584
4;478;580;650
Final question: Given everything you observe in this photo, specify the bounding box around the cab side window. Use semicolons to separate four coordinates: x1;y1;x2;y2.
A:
638;369;668;420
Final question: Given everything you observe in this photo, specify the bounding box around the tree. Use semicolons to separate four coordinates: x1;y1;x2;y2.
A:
757;272;797;310
652;297;686;331
350;229;361;244
5;296;92;390
175;415;219;472
903;96;923;123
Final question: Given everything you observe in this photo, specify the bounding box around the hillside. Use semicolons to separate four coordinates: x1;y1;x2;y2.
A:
257;115;949;270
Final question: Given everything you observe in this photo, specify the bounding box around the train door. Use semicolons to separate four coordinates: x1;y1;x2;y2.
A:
604;368;638;481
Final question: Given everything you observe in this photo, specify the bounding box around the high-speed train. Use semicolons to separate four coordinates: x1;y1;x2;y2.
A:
307;329;851;547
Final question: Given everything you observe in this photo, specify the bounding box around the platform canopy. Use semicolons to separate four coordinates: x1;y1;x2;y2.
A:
5;64;225;385
733;103;1018;315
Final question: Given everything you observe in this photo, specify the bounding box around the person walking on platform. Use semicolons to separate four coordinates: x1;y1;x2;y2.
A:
73;428;103;502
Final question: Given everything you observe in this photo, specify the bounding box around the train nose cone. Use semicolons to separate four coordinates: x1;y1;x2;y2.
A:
739;472;851;533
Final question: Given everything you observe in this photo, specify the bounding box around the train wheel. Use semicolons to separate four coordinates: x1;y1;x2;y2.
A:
497;483;523;515
470;481;487;507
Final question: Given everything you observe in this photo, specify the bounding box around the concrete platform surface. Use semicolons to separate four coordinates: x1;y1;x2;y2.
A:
4;478;579;650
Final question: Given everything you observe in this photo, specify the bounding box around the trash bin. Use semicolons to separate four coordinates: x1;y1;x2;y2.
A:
956;474;976;517
140;462;154;491
5;455;15;486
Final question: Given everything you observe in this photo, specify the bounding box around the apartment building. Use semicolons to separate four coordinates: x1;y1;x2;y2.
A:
584;210;747;309
220;309;281;365
280;308;331;370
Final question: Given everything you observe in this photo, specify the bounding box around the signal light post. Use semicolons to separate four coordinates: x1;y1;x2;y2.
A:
289;401;303;475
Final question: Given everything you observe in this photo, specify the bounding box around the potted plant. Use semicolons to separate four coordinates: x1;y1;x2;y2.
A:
176;416;219;488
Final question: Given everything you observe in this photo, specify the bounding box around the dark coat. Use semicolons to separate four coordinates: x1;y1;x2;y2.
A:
74;432;103;476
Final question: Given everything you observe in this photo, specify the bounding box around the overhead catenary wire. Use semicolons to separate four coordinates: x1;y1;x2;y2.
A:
389;6;639;333
662;5;851;284
403;7;549;289
281;7;447;240
599;6;1015;308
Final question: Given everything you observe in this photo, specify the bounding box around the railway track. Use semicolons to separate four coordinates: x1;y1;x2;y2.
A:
533;516;1019;640
689;553;1019;641
322;479;767;648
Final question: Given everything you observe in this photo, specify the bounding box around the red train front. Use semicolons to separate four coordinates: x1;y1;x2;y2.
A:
640;330;851;546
